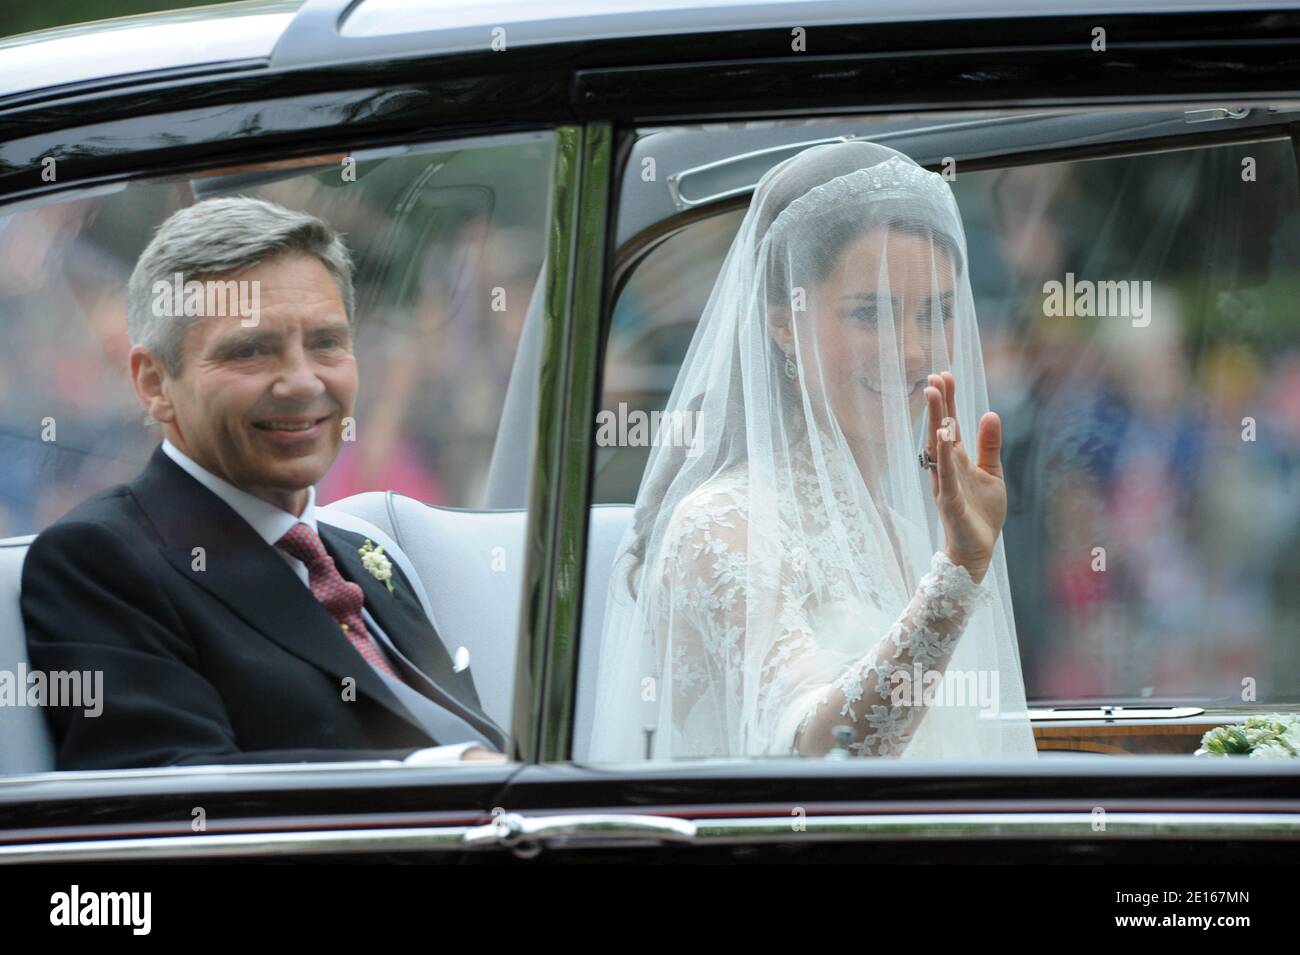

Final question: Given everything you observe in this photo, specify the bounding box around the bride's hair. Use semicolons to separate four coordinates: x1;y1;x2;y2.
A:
618;147;964;600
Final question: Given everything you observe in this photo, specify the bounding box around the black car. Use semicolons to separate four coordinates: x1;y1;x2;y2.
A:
0;0;1297;869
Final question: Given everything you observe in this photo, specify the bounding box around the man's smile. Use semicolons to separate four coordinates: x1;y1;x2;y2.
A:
252;413;333;442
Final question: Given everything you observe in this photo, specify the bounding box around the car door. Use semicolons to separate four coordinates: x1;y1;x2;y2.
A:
507;8;1300;864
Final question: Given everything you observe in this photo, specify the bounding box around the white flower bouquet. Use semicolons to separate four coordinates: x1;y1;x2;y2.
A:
1195;713;1300;758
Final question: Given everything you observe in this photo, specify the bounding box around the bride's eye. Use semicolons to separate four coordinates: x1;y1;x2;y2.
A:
841;293;885;327
919;296;955;330
848;305;880;326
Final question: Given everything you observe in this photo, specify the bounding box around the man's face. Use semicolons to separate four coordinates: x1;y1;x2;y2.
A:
142;252;357;513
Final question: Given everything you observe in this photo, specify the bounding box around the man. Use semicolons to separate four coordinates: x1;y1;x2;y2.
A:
21;197;507;769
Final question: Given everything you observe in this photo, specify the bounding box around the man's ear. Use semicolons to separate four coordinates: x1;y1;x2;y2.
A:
129;345;176;424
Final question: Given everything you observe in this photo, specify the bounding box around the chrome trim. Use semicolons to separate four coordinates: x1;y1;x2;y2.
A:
1029;706;1207;721
0;826;473;863
0;759;510;791
666;136;854;210
661;113;1069;210
1184;106;1251;122
464;812;697;849
4;812;1298;862
695;812;1300;843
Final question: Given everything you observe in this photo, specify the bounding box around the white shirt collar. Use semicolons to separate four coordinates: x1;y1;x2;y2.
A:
160;438;317;547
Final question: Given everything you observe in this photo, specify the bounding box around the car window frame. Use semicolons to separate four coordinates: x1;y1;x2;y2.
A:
557;106;1300;761
0;104;591;792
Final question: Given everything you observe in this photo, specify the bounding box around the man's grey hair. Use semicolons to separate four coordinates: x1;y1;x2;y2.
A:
126;196;355;376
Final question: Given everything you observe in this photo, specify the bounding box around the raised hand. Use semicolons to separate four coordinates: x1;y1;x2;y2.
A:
923;371;1006;585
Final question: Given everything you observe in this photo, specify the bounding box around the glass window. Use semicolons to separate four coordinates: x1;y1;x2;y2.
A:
580;109;1300;762
1;130;555;774
951;139;1299;706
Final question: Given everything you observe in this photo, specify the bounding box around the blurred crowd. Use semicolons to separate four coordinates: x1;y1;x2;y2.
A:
965;144;1300;703
0;143;550;539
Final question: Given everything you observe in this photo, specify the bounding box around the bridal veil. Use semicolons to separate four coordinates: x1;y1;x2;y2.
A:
586;141;1037;762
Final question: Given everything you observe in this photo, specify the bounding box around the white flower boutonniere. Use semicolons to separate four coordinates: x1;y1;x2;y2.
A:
358;539;394;593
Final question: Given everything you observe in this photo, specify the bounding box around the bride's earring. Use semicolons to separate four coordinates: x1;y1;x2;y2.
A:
782;346;797;380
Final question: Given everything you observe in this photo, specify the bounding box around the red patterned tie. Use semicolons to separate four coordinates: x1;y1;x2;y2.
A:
276;522;402;681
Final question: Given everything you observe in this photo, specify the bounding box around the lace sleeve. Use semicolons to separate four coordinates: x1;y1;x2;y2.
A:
791;551;989;757
660;487;988;759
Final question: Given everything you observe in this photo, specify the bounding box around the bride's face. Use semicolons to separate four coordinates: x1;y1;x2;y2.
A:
790;227;957;445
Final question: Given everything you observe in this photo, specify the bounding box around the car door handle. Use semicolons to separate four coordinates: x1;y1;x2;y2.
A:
1184;107;1250;123
464;812;697;853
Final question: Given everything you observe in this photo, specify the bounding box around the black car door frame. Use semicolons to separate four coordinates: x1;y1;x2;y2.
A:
3;2;1300;860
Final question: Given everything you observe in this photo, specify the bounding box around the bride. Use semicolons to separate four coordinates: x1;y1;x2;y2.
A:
587;141;1038;761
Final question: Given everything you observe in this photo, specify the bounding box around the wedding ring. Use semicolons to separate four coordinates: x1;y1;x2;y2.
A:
919;450;938;471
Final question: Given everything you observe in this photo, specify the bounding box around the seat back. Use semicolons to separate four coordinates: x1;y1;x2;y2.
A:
0;535;55;775
571;505;635;758
318;493;632;754
320;493;528;730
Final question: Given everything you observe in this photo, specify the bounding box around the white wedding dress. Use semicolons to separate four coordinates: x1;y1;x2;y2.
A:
656;434;998;759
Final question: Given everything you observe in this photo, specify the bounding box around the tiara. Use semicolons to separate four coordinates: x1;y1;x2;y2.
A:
768;155;953;235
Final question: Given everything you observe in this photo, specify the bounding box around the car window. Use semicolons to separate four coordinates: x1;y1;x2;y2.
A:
0;130;555;774
577;108;1300;762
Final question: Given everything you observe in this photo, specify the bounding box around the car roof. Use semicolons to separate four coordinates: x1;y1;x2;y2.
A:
3;0;1295;105
0;0;303;103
